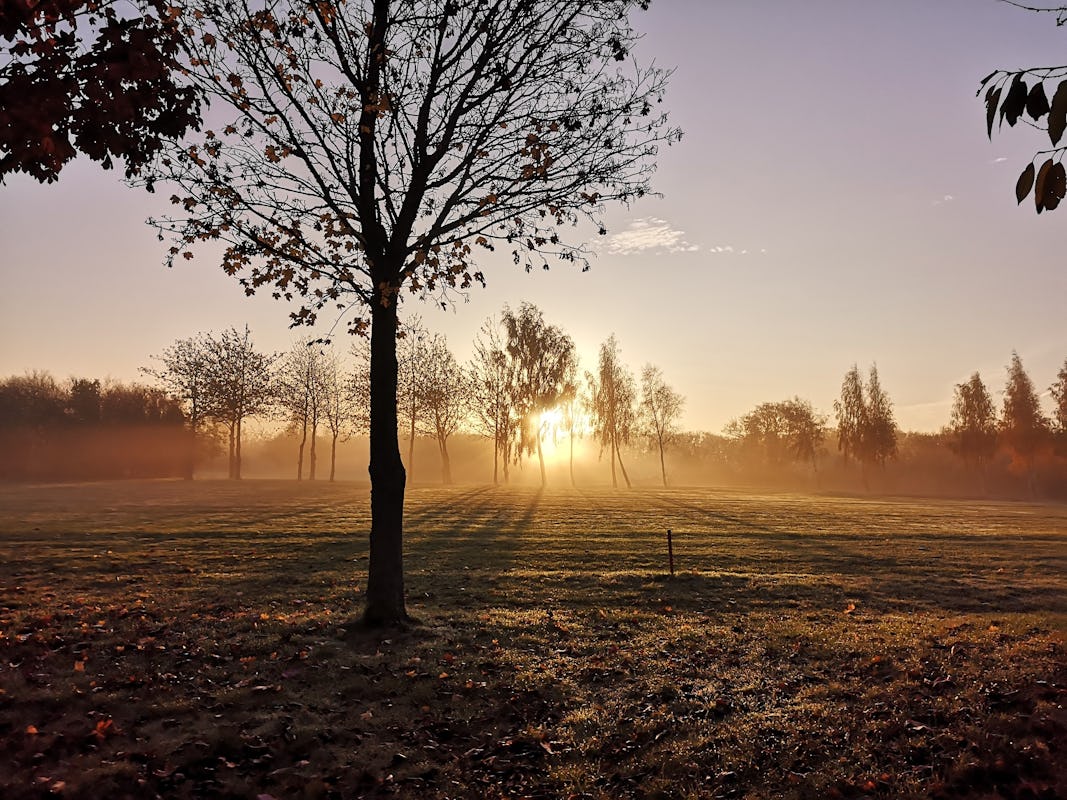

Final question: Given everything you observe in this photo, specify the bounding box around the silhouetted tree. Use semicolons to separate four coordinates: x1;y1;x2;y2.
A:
146;0;677;625
834;364;897;488
588;334;635;489
979;6;1067;213
947;371;998;493
865;366;897;468
396;317;429;485
417;335;468;485
779;397;827;474
68;378;102;425
469;316;516;485
1001;351;1049;495
204;326;277;479
639;364;684;487
276;339;329;480
1052;358;1067;439
0;0;200;182
143;334;214;478
503;303;577;487
558;378;583;488
321;349;359;482
725;398;825;476
834;365;866;467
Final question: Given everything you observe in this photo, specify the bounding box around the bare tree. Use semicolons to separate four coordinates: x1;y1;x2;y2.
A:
142;333;214;478
147;0;677;625
503;303;577;487
417;334;468;484
396;316;429;485
588;334;635;488
320;348;359;481
639;364;684;487
203;326;277;480
469;315;516;485
276;339;328;480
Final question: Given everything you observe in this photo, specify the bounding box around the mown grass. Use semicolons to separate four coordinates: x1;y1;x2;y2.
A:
0;480;1064;799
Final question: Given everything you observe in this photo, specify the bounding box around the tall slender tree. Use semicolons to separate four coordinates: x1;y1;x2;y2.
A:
947;371;998;493
320;349;359;482
203;326;277;480
588;334;635;488
396;316;429;486
639;363;684;487
834;363;896;488
142;334;214;479
417;335;468;485
1051;358;1067;438
276;339;329;480
503;303;577;487
1001;351;1049;495
146;0;677;625
469;315;516;485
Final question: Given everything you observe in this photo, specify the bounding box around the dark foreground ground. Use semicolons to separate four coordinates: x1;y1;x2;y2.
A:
0;480;1064;799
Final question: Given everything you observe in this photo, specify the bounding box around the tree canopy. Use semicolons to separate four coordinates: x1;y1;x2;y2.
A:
0;0;200;182
980;4;1067;213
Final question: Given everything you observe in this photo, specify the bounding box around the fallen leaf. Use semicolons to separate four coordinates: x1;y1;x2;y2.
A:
25;725;38;735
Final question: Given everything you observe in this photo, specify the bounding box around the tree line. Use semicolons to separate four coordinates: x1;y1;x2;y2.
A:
722;355;1067;498
136;304;686;488
0;373;187;481
6;319;1065;498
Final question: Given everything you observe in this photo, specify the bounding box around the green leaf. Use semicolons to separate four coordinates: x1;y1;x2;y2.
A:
1001;75;1028;127
986;86;1002;139
1034;158;1054;213
1048;81;1067;145
1016;162;1035;204
1026;82;1050;120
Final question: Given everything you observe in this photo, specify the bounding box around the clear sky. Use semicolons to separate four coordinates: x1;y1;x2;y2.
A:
1;0;1064;434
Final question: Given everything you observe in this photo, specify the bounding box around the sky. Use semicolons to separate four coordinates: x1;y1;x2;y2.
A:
1;0;1065;434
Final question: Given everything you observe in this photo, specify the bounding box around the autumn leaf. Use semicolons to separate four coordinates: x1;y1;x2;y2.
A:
25;725;39;735
844;602;857;615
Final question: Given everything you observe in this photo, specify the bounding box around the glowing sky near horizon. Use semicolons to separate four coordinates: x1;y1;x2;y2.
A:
1;0;1064;434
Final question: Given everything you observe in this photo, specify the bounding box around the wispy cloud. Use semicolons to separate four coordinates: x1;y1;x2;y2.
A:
933;193;955;206
992;156;1009;164
604;217;699;255
707;245;765;255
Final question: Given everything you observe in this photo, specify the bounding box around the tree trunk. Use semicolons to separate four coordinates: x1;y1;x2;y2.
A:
569;427;575;488
235;417;242;480
492;429;499;485
439;434;452;485
227;421;236;479
185;420;196;480
407;412;415;485
364;289;408;626
536;432;546;487
609;434;618;489
329;432;338;482
658;437;667;487
297;417;307;480
616;444;632;489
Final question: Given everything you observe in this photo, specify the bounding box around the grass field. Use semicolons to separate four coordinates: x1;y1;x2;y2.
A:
1;480;1064;799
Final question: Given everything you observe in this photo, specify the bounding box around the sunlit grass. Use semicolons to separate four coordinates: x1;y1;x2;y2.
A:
0;481;1064;798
